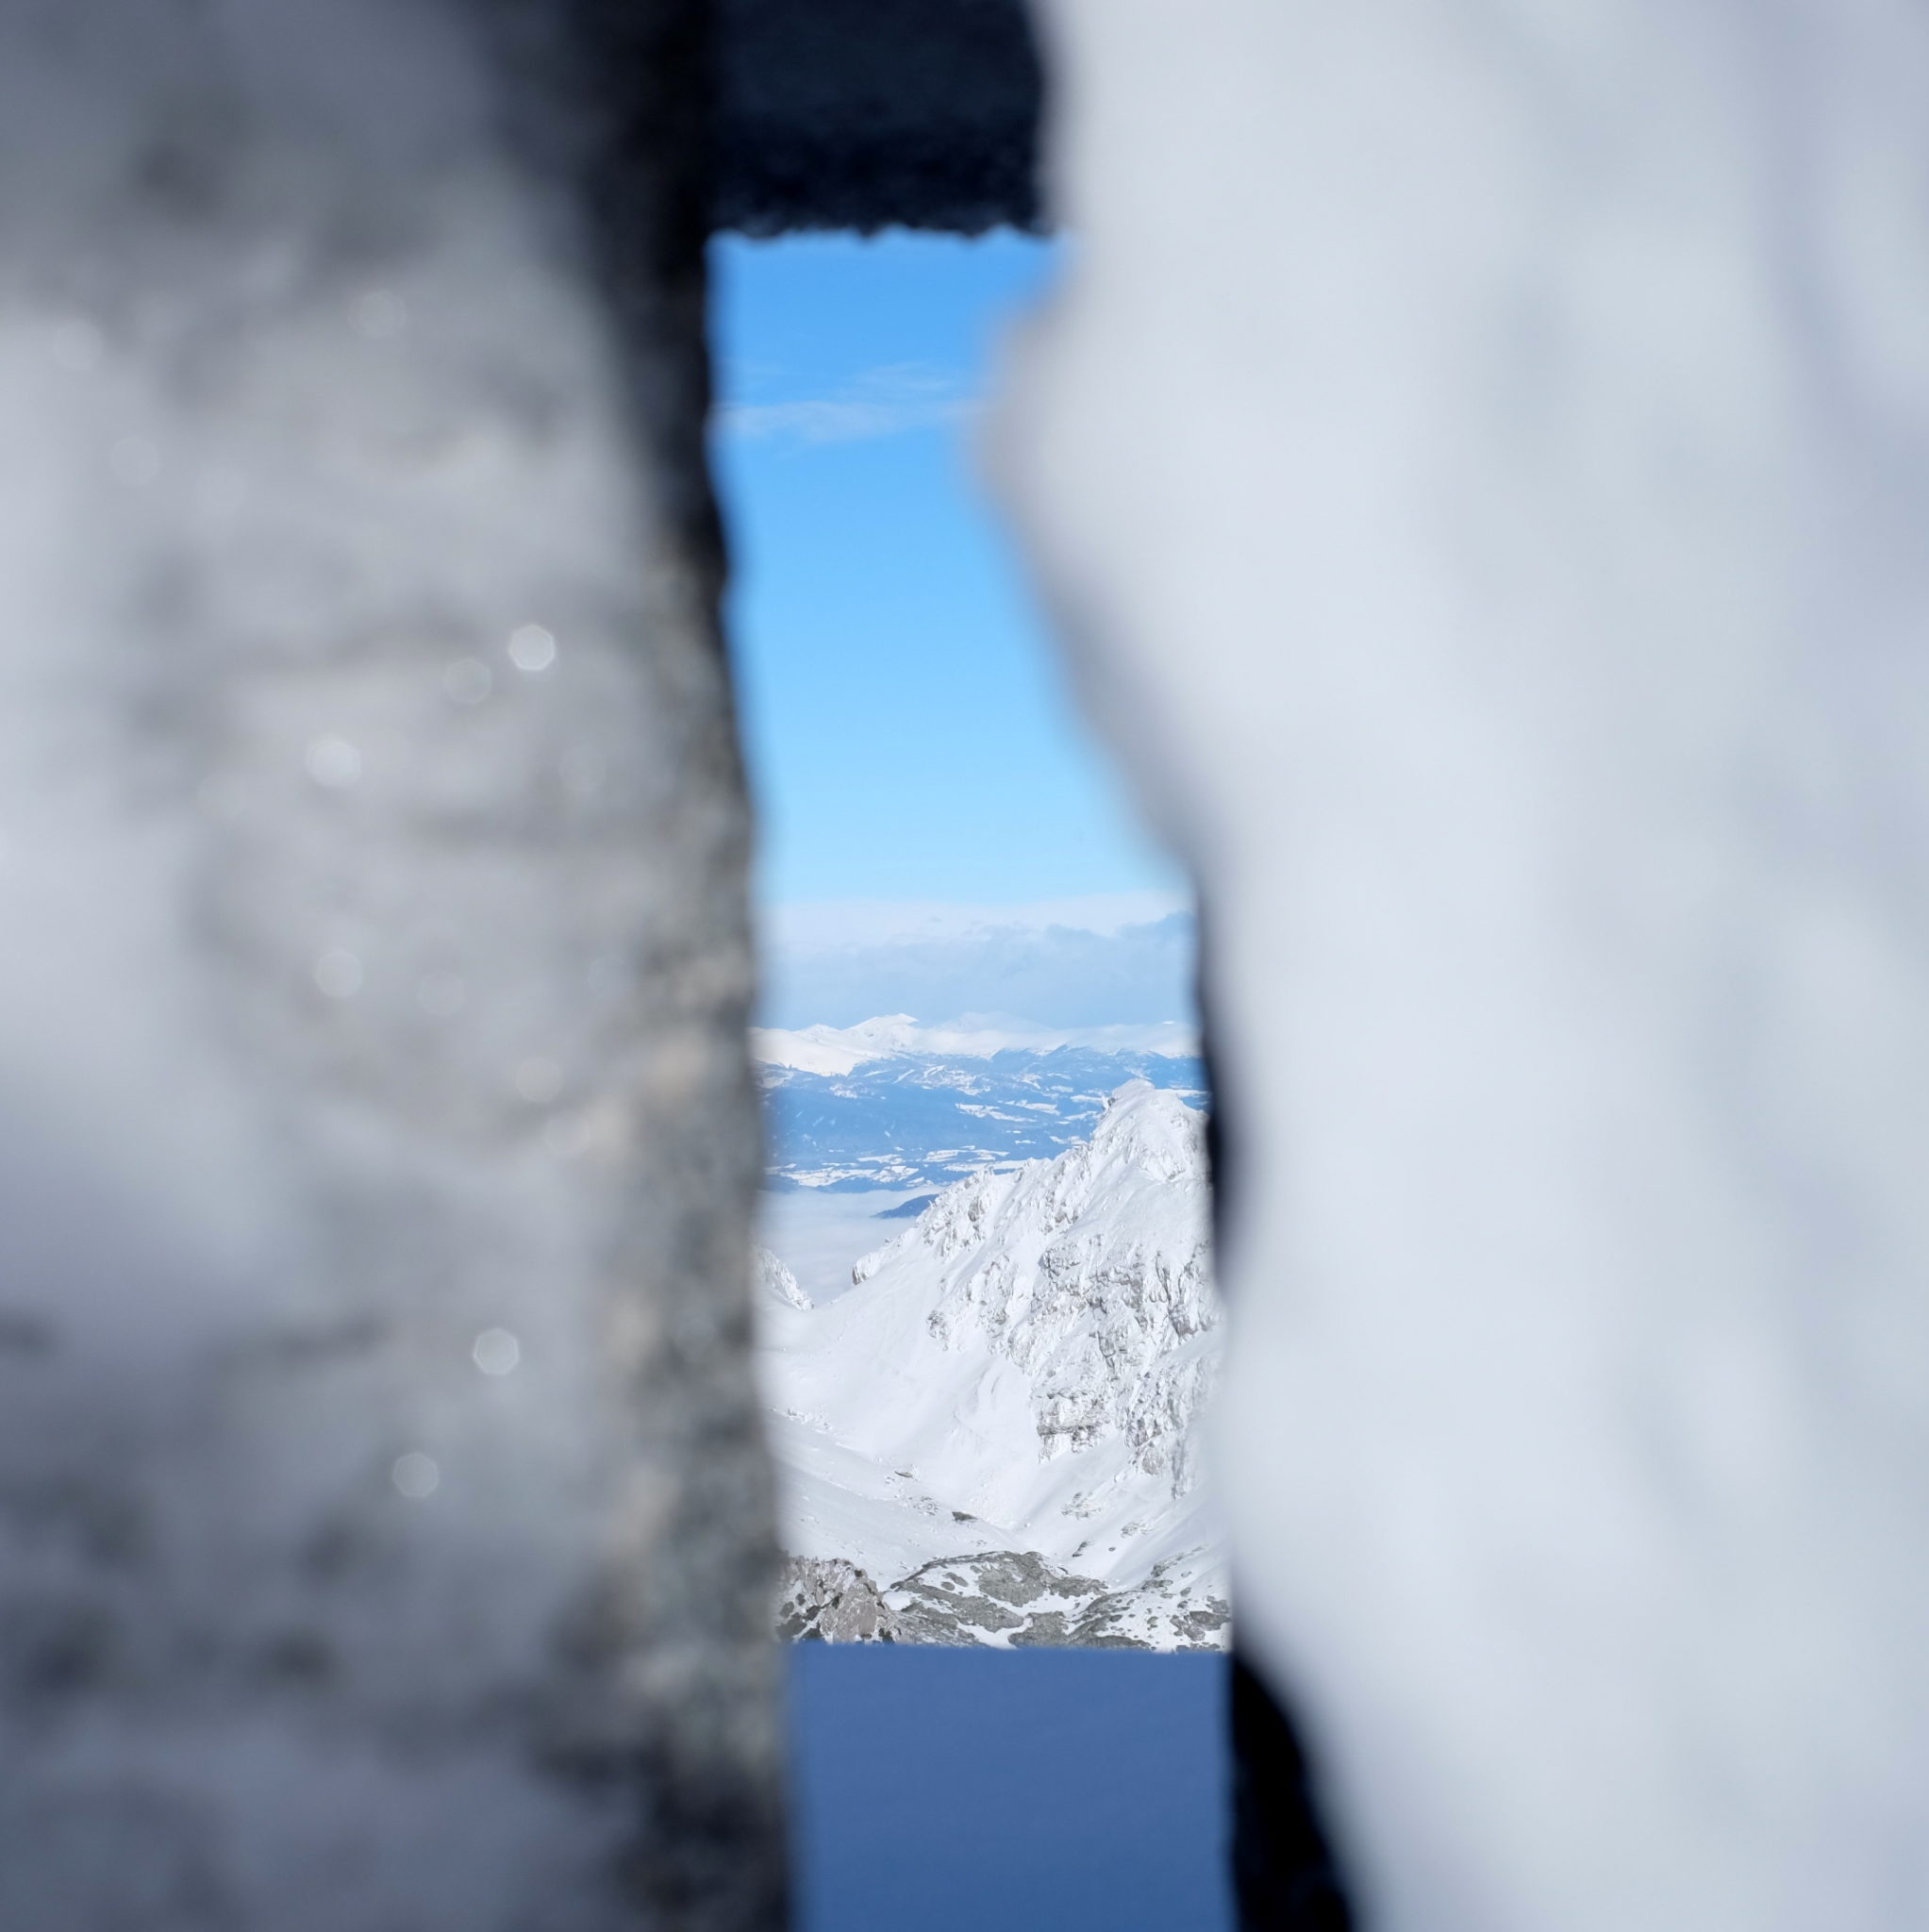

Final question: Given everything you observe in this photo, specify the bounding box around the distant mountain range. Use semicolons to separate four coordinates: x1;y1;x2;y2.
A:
757;1080;1227;1650
754;1015;1208;1192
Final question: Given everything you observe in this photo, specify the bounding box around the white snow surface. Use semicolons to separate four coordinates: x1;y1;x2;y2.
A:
998;0;1929;1923
752;1013;1197;1075
757;1083;1225;1639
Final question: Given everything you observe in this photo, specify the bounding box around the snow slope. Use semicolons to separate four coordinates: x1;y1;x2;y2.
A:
758;1083;1227;1647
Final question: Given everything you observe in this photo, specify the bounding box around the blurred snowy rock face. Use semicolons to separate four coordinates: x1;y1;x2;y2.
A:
1000;0;1929;1926
759;1083;1228;1648
0;5;782;1928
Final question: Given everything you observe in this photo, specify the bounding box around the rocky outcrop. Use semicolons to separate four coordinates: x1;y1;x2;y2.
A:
779;1549;1230;1651
777;1558;903;1642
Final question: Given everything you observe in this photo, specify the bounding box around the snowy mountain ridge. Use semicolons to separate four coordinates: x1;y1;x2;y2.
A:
851;1078;1216;1496
753;1013;1198;1076
757;1036;1207;1193
757;1081;1227;1648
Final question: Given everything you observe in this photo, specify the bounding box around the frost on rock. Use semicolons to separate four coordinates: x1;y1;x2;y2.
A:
756;1245;812;1310
997;0;1929;1924
760;1084;1227;1649
0;5;783;1928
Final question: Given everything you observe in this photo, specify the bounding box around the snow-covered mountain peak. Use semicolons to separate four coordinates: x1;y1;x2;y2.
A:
1090;1077;1202;1180
751;1014;923;1075
854;1080;1206;1285
773;1085;1217;1575
756;1065;1224;1647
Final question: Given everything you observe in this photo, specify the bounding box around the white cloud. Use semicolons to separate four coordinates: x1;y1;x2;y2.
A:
757;895;1197;1031
766;891;1189;950
718;362;978;445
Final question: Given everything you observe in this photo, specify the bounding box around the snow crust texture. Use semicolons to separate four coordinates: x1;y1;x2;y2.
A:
760;1084;1228;1649
999;0;1929;1924
0;8;783;1927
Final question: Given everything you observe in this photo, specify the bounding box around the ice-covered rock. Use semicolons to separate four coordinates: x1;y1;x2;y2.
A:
998;0;1929;1922
0;6;783;1925
756;1245;812;1310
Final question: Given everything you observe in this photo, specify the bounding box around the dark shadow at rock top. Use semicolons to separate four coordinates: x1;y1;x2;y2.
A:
714;0;1044;234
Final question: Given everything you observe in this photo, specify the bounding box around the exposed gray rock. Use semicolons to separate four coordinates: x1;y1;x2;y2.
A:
783;1549;1229;1652
776;1558;904;1642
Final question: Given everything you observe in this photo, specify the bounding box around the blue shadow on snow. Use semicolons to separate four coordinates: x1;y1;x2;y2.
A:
788;1643;1232;1932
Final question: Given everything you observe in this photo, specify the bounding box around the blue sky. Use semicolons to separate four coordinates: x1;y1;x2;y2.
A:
709;231;1192;1028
